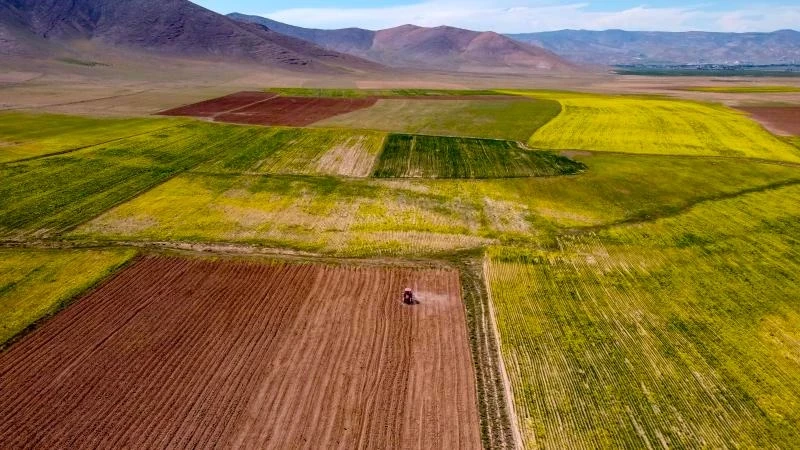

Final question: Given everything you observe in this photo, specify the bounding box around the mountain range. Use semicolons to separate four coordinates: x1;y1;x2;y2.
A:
508;29;800;65
229;13;574;73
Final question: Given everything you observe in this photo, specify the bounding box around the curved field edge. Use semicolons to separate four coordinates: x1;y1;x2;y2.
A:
485;184;800;448
0;247;136;348
502;90;800;163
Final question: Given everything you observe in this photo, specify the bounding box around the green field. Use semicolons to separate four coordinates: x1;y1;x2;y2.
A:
0;248;135;346
373;134;584;178
506;91;800;162
0;121;244;238
684;85;800;93
487;183;800;448
0;112;181;163
71;153;800;256
316;98;560;141
194;127;386;177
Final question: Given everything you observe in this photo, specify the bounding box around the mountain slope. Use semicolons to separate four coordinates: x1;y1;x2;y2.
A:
0;0;382;73
508;29;800;65
229;13;575;73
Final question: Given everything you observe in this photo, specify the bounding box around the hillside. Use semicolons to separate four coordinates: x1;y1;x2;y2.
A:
0;0;382;73
508;29;800;65
229;13;575;73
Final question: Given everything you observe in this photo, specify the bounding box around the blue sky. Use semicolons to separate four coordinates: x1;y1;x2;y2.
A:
193;0;800;33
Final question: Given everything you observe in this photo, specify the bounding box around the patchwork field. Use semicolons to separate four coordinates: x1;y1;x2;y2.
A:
215;96;378;127
0;248;135;346
71;154;800;256
316;97;560;141
738;106;800;136
683;85;800;93
0;112;180;163
373;134;584;178
0;256;481;449
509;91;800;162
158;91;278;117
486;184;800;448
194;127;387;177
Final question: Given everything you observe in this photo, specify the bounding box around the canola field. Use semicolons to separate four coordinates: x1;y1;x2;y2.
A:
0;248;135;345
508;91;800;162
487;184;800;448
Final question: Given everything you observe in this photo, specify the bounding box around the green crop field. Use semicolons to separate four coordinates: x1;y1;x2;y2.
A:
71;153;800;256
0;112;181;163
194;127;386;177
316;98;560;141
0;121;246;238
0;248;135;346
487;183;800;448
505;91;800;162
372;134;584;178
684;85;800;93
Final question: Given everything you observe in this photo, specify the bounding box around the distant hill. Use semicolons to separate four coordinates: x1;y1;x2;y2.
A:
229;13;576;73
0;0;383;73
507;29;800;65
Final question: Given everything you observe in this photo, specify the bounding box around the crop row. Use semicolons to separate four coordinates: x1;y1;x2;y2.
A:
486;184;800;448
372;134;584;179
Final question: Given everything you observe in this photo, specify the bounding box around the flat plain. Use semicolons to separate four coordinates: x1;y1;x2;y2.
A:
0;256;481;449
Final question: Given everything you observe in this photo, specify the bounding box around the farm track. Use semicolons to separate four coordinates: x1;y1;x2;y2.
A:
0;255;481;449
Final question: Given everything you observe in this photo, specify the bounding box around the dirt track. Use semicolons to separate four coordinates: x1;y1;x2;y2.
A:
215;96;378;126
0;256;480;449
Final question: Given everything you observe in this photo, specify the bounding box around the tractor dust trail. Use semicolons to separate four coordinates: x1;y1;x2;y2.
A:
0;255;481;449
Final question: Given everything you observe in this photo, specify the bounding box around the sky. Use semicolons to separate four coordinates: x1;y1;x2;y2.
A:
193;0;800;33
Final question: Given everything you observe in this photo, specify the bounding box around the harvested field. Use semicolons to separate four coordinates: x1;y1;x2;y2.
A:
215;96;378;127
157;91;278;117
0;256;481;449
738;106;800;136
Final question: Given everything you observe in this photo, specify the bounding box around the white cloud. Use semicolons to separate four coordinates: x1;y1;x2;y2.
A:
262;1;800;33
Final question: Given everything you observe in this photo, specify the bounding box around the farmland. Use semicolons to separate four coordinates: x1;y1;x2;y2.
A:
268;87;504;98
215;96;378;126
317;98;561;141
0;256;480;449
0;248;135;346
737;106;800;136
194;127;386;177
684;85;800;93
373;134;584;178
486;183;800;448
0;112;180;163
158;91;278;117
510;91;800;162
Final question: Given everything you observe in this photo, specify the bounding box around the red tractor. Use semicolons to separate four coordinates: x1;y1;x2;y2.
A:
403;288;416;305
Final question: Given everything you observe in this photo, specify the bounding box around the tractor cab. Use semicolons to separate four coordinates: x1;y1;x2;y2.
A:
403;288;416;305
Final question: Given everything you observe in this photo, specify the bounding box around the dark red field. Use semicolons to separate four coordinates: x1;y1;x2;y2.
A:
215;96;378;126
738;106;800;136
0;256;481;449
158;91;278;117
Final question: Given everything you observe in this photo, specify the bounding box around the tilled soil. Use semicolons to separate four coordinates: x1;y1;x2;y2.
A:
0;255;481;449
738;106;800;136
214;96;378;126
158;91;278;117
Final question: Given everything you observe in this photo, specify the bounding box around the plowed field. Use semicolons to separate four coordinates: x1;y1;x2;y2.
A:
158;91;278;117
215;96;378;126
738;106;800;136
0;256;480;449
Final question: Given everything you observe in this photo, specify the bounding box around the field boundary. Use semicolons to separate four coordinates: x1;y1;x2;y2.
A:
480;256;522;449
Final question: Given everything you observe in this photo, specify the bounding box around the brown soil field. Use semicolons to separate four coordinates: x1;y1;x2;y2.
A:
215;96;378;126
158;91;278;117
738;106;800;136
0;255;481;449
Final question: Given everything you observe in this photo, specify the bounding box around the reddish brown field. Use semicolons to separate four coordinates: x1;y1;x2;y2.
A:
0;256;480;449
215;96;378;126
158;91;278;117
738;106;800;136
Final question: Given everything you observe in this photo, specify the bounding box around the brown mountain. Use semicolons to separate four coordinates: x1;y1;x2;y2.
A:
0;0;383;73
229;14;576;73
